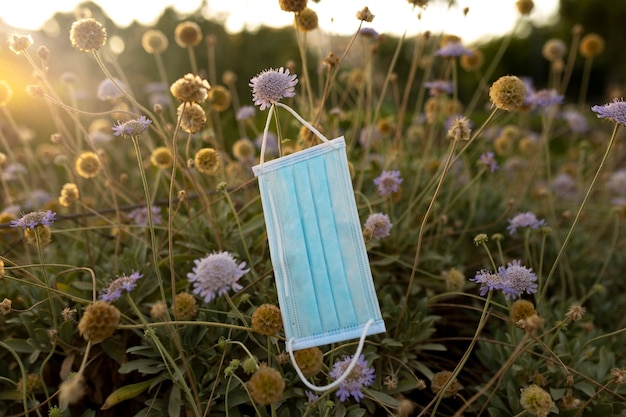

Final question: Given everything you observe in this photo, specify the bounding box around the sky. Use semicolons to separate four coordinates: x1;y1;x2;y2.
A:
0;0;560;45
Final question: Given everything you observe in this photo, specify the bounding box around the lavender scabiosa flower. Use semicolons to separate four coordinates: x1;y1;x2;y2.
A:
10;210;56;229
364;213;393;240
606;169;626;197
527;89;563;109
96;78;125;101
479;151;499;172
507;212;546;235
112;116;152;138
236;105;256;121
497;260;538;300
373;170;403;197
470;270;503;296
435;41;472;58
187;251;249;303
128;206;162;227
561;108;588;133
424;80;453;96
329;354;375;402
249;67;298;110
592;98;626;126
100;271;143;302
552;172;577;198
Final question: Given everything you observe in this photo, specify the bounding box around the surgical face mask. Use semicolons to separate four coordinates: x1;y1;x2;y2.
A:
253;103;386;391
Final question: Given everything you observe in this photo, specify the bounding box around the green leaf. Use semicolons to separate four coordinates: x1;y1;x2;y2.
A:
118;359;163;374
168;385;181;417
365;389;400;407
3;338;35;353
101;377;162;410
574;381;595;397
346;408;367;417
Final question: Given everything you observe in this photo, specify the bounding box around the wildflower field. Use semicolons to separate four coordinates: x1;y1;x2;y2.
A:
1;1;626;416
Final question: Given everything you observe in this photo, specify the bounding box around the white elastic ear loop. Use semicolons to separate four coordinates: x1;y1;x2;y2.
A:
275;102;336;148
287;319;374;392
259;103;276;170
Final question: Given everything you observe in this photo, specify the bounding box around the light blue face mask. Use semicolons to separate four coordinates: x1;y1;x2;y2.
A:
252;102;386;391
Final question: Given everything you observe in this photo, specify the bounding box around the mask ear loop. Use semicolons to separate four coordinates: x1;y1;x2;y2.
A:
275;102;337;148
287;319;374;392
258;104;276;172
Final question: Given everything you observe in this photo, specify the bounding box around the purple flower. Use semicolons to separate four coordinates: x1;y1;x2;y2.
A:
479;151;498;172
97;78;125;101
329;354;375;402
425;80;453;96
364;213;393;239
100;271;143;302
236;105;256;121
358;27;380;40
112;115;152;138
254;131;279;156
187;251;249;303
249;67;298;110
561;109;588;133
506;212;546;235
592;98;626;126
435;42;472;58
128;205;162;227
552;172;577;198
373;170;403;197
10;210;56;229
527;89;563;108
497;260;538;300
607;169;626;196
470;270;503;296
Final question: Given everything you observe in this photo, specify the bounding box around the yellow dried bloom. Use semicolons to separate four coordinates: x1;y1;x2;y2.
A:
356;7;375;22
24;225;52;246
78;301;120;343
431;370;462;398
489;75;527;111
16;374;41;396
173;292;197;320
295;8;319;32
194;148;220;175
520;384;555;416
247;365;285;405
75;151;102;178
510;299;536;323
150;302;168;320
141;29;168;54
579;33;605;58
174;21;203;47
59;183;80;207
447;115;472;140
0;80;13;106
251;304;283;336
232;138;256;164
170;73;211;103
611;368;626;385
442;268;465;292
542;38;567;62
208;85;232;112
222;70;237;86
279;0;308;13
516;0;534;15
565;304;586;321
0;260;4;279
293;347;324;378
8;33;33;54
0;297;12;315
150;146;174;169
69;18;107;52
177;103;207;134
460;49;484;71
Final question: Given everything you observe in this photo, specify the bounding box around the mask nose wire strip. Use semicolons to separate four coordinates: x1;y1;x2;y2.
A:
287;319;374;392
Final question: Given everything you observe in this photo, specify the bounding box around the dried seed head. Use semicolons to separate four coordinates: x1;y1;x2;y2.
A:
489;75;527;111
70;18;107;52
174;21;203;47
251;304;283;336
77;301;121;343
293;347;324;378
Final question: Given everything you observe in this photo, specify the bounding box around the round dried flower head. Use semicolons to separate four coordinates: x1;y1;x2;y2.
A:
579;33;605;58
510;299;536;324
59;183;80;206
0;80;13;106
141;29;168;54
322;52;340;68
431;370;462;398
170;73;211;103
208;85;232;112
222;70;237;86
408;0;429;7
279;0;308;12
293;347;324;378
247;365;285;405
611;368;626;385
24;225;52;246
0;297;12;315
8;33;34;54
565;304;586;321
37;45;50;60
250;67;298;110
442;268;465;292
515;0;534;15
232;138;256;163
16;373;41;396
356;7;375;22
447;115;472;140
178;103;207;133
460;49;484;71
58;372;86;411
295;8;319;32
542;38;567;62
194;148;220;175
174;21;203;47
489;75;527;111
173;292;197;320
187;251;249;303
75;151;102;178
70;18;107;52
112;115;152;138
78;301;121;343
363;212;393;240
520;384;555;416
251;304;283;336
150;146;174;169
